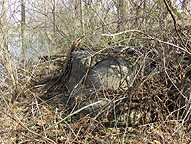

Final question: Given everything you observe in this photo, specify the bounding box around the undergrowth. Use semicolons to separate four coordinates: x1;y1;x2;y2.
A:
0;0;190;143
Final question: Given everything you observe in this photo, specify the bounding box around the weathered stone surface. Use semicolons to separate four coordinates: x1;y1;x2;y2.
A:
68;52;90;92
68;51;134;92
78;96;151;126
68;51;149;126
86;58;134;90
78;97;108;117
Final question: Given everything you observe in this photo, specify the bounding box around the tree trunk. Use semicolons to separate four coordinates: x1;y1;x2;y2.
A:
21;0;27;66
113;0;125;32
52;0;56;33
80;0;84;35
2;0;8;50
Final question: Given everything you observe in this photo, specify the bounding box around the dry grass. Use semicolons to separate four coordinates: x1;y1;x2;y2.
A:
0;0;191;143
0;44;190;143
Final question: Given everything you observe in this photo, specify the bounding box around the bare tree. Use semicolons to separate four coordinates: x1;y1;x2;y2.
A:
112;0;125;31
52;0;56;33
0;0;18;103
80;0;84;35
1;0;8;50
181;0;190;10
21;0;27;66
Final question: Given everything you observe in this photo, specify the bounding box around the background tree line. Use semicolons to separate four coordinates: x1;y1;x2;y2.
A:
0;0;190;143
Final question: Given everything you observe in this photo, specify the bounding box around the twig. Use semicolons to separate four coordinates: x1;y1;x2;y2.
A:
0;130;41;143
0;130;27;134
163;0;191;53
40;35;84;95
161;42;188;100
102;30;191;55
40;100;103;134
0;109;56;143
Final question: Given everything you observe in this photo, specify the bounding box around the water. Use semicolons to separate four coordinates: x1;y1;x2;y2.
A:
0;35;50;86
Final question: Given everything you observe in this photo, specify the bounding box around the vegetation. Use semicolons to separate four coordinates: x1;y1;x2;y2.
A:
0;0;190;143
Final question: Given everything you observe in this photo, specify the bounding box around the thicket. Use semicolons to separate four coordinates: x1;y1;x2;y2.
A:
0;0;190;143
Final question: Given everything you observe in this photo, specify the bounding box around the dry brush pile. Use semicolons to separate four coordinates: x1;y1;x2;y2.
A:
0;0;190;143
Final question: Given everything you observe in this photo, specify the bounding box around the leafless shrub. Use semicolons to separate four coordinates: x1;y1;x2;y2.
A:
0;0;190;143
